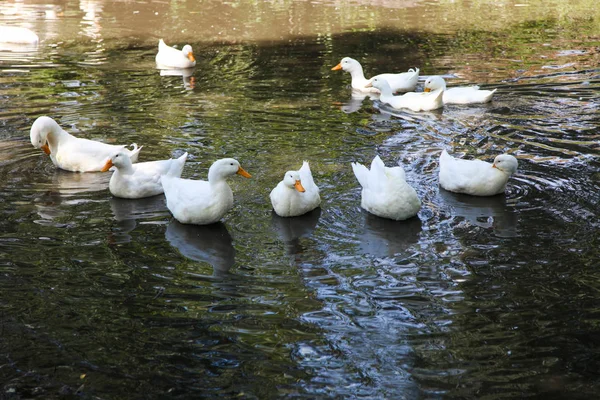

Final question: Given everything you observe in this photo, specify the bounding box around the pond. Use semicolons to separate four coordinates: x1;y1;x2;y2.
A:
1;0;600;398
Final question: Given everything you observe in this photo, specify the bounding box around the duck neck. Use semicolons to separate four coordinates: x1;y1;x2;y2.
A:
349;64;367;82
379;84;394;97
208;168;227;184
118;162;134;175
46;125;70;154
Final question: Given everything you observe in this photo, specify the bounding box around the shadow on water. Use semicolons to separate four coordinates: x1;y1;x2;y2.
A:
270;208;321;255
358;213;423;258
438;188;518;238
165;220;236;277
108;195;168;243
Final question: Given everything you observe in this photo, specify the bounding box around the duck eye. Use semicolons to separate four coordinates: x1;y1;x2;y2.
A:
230;162;234;166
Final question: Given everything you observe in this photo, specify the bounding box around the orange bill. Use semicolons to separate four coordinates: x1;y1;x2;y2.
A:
294;180;305;192
41;143;51;155
100;159;114;172
237;166;251;178
424;88;431;92
187;52;196;62
365;81;373;88
331;63;342;71
491;164;498;169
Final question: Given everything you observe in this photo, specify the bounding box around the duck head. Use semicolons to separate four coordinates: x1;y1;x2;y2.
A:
101;150;132;172
208;158;251;181
331;57;360;73
30;116;59;155
492;154;518;175
182;45;195;63
282;171;305;192
366;76;392;92
424;76;447;93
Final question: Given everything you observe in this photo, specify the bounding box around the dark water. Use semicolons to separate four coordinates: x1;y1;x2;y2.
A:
2;0;600;398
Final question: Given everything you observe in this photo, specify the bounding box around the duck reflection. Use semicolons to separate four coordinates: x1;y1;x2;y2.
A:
271;208;321;255
165;220;235;276
374;100;443;122
49;169;110;194
359;213;422;258
109;195;168;243
159;67;196;89
337;89;379;114
439;188;518;238
34;169;110;221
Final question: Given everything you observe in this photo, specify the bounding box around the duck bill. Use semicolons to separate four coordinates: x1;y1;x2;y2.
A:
424;88;431;93
294;180;306;193
492;164;498;169
41;143;51;155
187;52;196;62
237;166;251;178
331;63;342;71
100;160;114;172
365;81;373;88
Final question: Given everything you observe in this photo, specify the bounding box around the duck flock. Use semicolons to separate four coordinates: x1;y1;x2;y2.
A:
22;36;518;224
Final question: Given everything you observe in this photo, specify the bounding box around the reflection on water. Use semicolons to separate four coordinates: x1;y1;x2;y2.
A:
359;213;422;258
46;169;110;195
109;195;168;243
2;0;600;398
271;208;321;255
159;67;196;90
439;188;519;238
33;169;110;223
109;195;167;222
165;220;235;276
337;89;379;114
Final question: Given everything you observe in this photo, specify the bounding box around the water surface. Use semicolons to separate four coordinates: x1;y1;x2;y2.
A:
1;0;600;398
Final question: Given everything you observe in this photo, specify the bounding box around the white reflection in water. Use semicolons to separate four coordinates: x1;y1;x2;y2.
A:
165;220;236;276
80;0;103;41
109;195;168;243
338;89;379;114
358;213;422;258
44;169;109;195
439;188;518;238
34;169;110;222
159;67;196;90
271;208;321;255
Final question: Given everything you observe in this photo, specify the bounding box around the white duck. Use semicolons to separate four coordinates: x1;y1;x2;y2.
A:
424;76;496;104
438;150;518;196
270;161;321;217
30;116;142;172
351;156;421;221
369;77;444;112
155;39;196;69
102;151;188;199
161;158;251;225
0;26;39;44
332;57;419;93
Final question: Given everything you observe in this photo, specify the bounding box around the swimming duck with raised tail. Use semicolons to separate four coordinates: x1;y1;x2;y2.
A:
270;161;321;217
332;57;419;93
438;149;518;196
351;155;421;221
155;39;196;69
369;77;444;112
102;151;188;199
424;76;496;104
161;158;251;225
30;116;142;172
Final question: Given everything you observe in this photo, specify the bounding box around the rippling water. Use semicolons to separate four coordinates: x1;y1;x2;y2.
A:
2;0;600;398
